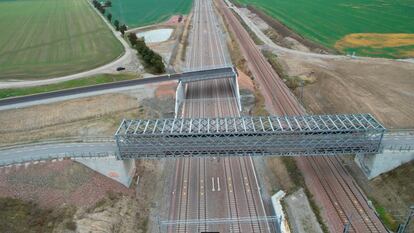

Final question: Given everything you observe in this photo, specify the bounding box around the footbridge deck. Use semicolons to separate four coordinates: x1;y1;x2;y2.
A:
176;66;237;83
115;114;385;159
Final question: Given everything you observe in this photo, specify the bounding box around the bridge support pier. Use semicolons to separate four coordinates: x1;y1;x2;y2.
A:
75;157;136;187
175;81;185;117
355;151;414;179
230;71;242;111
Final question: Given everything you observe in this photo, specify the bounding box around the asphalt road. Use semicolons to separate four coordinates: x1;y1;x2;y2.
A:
0;75;173;107
0;142;116;165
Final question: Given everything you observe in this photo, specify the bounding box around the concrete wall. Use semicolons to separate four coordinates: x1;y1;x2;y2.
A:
75;156;136;187
355;150;414;179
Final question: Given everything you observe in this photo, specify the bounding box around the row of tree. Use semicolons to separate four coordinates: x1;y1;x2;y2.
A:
91;0;164;73
128;33;165;74
92;0;106;14
91;0;127;35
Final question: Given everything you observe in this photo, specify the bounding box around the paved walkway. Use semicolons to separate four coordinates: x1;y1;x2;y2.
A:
0;142;117;166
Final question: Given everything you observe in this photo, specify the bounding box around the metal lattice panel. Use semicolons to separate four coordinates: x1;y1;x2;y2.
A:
115;114;385;158
179;66;236;83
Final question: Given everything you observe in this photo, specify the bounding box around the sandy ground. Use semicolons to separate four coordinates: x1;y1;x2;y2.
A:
154;81;177;98
237;68;255;92
277;52;414;128
0;93;141;146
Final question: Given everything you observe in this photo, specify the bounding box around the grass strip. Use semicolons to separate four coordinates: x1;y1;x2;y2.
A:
0;74;138;99
370;198;399;231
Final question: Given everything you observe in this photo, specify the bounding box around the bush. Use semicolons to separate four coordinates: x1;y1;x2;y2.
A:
65;221;77;231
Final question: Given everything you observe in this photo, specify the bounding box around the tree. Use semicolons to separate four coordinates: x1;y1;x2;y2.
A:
128;33;138;46
104;0;112;7
100;7;105;14
119;24;127;35
107;13;112;22
114;20;120;31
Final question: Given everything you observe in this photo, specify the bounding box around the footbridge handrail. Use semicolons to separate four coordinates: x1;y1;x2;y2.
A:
0;136;115;151
0;151;115;167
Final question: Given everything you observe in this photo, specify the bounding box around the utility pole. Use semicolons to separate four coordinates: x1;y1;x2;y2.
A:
299;79;304;105
398;205;414;233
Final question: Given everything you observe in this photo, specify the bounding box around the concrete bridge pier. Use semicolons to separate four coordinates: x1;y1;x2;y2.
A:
75;157;136;187
355;151;414;179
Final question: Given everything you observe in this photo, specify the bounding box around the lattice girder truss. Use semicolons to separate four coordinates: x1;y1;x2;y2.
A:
115;114;385;159
178;66;236;83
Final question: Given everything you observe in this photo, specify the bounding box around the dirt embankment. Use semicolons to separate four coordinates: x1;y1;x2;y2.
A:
0;158;165;232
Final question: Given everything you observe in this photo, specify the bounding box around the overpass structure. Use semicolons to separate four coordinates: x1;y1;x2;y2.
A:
115;113;385;159
175;66;241;116
0;66;240;110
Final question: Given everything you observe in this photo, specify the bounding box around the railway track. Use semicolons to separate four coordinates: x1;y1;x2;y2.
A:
167;0;272;232
217;0;387;232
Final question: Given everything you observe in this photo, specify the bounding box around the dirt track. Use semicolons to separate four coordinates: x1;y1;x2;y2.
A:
277;49;414;129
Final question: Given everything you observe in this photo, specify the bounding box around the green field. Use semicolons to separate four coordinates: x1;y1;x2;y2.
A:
235;0;414;58
107;0;192;28
0;0;123;80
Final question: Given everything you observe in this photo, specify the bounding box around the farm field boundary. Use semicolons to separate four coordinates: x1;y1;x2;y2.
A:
234;0;414;58
0;0;123;80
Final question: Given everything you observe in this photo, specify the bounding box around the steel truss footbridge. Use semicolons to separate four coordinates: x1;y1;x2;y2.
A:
175;66;241;115
115;114;385;159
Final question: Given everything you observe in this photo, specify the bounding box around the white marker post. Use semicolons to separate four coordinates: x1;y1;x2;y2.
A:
212;177;215;192
217;177;221;191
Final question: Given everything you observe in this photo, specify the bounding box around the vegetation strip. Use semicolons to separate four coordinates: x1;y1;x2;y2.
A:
128;33;166;74
0;74;138;100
